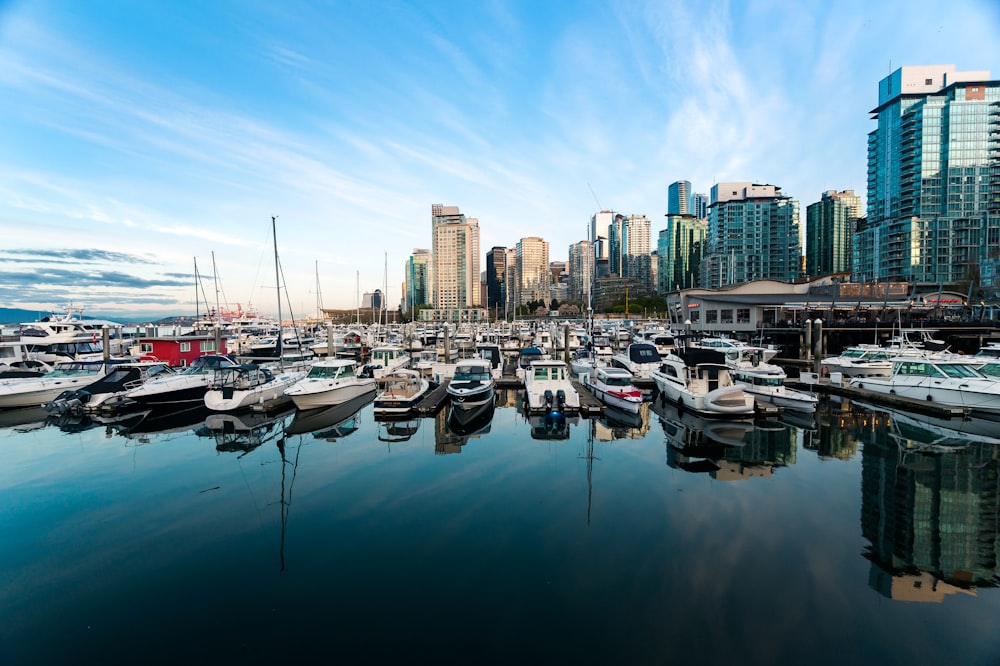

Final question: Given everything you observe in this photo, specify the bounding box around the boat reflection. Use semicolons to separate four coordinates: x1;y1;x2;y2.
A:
199;406;296;456
434;401;495;453
376;418;421;444
284;389;375;439
124;405;212;440
654;400;794;480
0;406;50;432
594;402;650;441
859;419;1000;602
446;400;495;437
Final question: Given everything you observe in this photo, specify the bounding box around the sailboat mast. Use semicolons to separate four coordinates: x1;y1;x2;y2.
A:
272;216;283;368
212;250;221;326
194;257;200;321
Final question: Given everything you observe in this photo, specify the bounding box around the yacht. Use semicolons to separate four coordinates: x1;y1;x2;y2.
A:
729;359;818;413
0;359;125;409
445;358;496;416
584;365;643;414
364;345;410;379
820;345;893;378
125;354;240;408
848;358;1000;416
204;363;307;412
523;360;580;414
282;359;375;411
650;349;755;418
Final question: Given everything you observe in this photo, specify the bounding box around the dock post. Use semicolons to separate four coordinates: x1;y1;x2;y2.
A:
102;325;110;361
803;320;812;362
564;324;571;364
443;324;451;364
327;323;334;357
812;319;823;374
214;325;222;356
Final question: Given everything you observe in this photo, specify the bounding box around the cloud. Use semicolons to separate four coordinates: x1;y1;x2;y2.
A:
1;248;156;264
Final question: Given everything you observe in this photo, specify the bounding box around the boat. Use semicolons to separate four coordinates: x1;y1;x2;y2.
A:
650;348;755;418
690;336;779;363
728;353;818;413
819;344;893;378
971;342;1000;367
17;305;125;363
523;359;581;414
445;358;496;415
283;358;376;411
285;390;375;436
373;369;430;416
848;357;1000;416
124;354;240;408
584;365;643;414
42;360;175;414
0;339;51;379
363;345;410;379
0;359;126;409
204;363;306;412
515;346;546;380
610;342;662;379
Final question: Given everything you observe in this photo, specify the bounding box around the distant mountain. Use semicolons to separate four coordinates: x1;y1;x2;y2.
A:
0;307;187;326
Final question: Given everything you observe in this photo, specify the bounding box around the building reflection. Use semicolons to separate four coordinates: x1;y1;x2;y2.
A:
860;419;1000;601
433;402;495;453
800;400;863;461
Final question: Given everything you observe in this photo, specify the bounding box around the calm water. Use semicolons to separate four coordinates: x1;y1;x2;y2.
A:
2;391;999;665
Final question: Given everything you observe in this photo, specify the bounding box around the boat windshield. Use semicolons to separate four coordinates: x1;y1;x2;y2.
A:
48;362;104;376
308;364;352;379
979;362;1000;377
936;363;984;379
454;367;490;381
603;374;632;387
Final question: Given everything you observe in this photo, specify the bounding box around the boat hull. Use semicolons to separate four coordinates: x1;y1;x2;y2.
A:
285;378;377;411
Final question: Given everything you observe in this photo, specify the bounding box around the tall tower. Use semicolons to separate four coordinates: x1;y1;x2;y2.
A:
431;204;480;310
404;248;431;312
857;65;999;286
485;246;507;312
668;180;694;215
590;210;614;261
515;237;550;308
658;214;706;293
806;190;861;276
568;240;594;304
702;183;801;288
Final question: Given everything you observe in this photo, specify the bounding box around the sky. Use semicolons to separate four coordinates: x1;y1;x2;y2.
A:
1;0;998;321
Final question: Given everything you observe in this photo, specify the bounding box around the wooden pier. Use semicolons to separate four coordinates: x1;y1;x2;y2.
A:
415;379;450;415
787;376;970;419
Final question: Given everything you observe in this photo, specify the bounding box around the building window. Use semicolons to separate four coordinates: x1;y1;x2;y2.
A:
706;310;718;324
737;308;751;323
924;78;932;85
180;342;191;353
721;309;733;324
140;343;153;353
200;341;217;352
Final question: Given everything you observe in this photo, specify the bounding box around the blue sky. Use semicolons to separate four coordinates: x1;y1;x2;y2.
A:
1;0;998;320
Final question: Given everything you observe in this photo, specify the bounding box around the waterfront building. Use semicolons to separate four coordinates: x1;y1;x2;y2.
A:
403;249;430;313
668;180;694;216
568;240;594;305
658;214;706;294
702;182;801;288
855;65;1000;287
806;190;862;277
516;237;550;309
431;204;481;310
485;246;507;313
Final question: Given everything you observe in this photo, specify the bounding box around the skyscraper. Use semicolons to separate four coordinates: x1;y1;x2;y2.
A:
590;210;614;261
607;213;651;292
430;204;480;310
657;214;706;293
855;65;1000;286
515;237;550;308
403;248;430;312
485;246;507;312
702;183;801;287
806;190;861;276
668;180;694;216
694;193;709;220
568;240;594;305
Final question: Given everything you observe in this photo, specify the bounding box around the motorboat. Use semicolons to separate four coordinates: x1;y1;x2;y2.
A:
727;353;818;413
125;354;240;408
0;359;126;409
848;358;1000;416
17;306;125;363
523;360;580;414
42;360;175;414
282;358;375;411
363;345;410;379
204;363;307;412
971;342;1000;368
691;336;779;363
446;358;496;414
475;343;505;380
515;346;546;381
819;345;893;378
584;365;643;414
610;343;662;379
0;339;51;378
373;369;430;416
650;349;755;418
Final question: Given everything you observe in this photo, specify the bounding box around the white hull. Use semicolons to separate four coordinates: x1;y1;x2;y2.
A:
588;382;642;413
651;372;755;418
740;384;817;413
286;378;377;411
0;374;106;408
851;376;1000;415
205;371;305;411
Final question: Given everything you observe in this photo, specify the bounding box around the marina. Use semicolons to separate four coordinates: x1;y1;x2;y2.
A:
1;390;999;663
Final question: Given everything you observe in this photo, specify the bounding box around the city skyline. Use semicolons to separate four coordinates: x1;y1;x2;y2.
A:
1;1;998;318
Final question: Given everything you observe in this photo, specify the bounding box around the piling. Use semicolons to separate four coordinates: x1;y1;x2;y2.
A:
102;325;110;361
812;319;823;374
327;323;334;357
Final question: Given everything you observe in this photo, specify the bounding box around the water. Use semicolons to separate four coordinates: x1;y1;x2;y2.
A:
2;393;999;665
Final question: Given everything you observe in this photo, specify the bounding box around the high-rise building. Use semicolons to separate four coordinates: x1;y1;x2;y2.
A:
855;65;1000;286
608;214;652;293
590;211;614;261
568;240;594;305
403;248;430;312
702;183;801;287
806;190;862;276
504;247;517;313
515;237;550;308
668;180;694;216
694;193;709;220
657;214;706;293
485;246;507;312
430;204;480;310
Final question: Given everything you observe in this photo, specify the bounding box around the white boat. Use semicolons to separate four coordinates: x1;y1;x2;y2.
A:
848;358;1000;416
204;363;306;412
364;345;410;379
650;349;755;418
971;342;1000;368
373;369;430;415
584;365;643;414
610;342;662;379
18;306;125;363
42;360;175;414
125;354;240;408
282;359;376;411
0;339;50;378
446;358;496;413
692;336;779;363
820;345;893;378
0;359;124;409
523;360;580;414
730;361;818;413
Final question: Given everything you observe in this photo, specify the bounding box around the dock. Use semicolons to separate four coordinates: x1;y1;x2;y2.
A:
787;375;970;419
415;378;450;415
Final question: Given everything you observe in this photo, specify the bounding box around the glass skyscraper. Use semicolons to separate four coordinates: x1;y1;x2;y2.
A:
806;190;861;276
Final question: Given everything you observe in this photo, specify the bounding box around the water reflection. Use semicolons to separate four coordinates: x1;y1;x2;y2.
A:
857;404;1000;602
198;407;296;456
375;417;421;445
434;401;495;453
653;400;795;480
285;390;376;439
594;402;650;441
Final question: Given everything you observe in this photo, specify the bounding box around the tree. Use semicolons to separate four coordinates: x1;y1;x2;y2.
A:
549;298;559;310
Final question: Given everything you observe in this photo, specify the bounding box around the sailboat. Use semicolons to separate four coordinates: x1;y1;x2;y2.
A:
204;216;308;412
